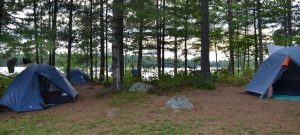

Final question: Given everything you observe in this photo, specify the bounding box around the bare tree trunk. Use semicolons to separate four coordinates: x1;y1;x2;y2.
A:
156;0;161;78
105;0;109;82
184;0;189;75
112;0;124;90
161;0;166;76
174;35;178;76
253;5;258;70
200;0;210;78
257;0;263;65
100;0;105;82
0;0;3;35
51;0;58;66
89;0;94;82
66;0;73;80
34;0;39;64
227;0;234;74
214;42;218;70
48;0;52;65
237;50;240;74
287;0;292;45
137;18;144;80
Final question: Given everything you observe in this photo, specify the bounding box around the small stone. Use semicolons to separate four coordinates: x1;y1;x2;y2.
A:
128;82;153;92
166;96;193;109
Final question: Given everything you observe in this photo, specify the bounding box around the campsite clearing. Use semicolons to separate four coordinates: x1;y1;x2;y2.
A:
0;84;300;135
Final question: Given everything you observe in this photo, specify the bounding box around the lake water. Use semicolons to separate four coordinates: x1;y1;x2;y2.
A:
0;66;217;80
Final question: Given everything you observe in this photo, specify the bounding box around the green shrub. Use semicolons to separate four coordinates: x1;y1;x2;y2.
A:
214;68;254;86
149;73;215;95
0;73;17;96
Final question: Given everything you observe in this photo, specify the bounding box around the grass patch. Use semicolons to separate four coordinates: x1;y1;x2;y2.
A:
0;114;62;135
137;121;188;135
109;92;149;106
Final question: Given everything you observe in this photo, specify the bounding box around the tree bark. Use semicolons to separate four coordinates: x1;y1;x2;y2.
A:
112;0;124;90
174;35;178;76
0;0;3;36
66;0;73;80
287;0;292;45
156;0;161;78
34;0;39;64
100;0;105;82
214;42;218;70
48;0;52;65
137;18;144;80
161;0;166;76
184;0;188;75
89;0;94;82
227;0;234;74
51;0;58;66
257;0;263;65
105;0;109;82
200;0;210;78
253;5;258;70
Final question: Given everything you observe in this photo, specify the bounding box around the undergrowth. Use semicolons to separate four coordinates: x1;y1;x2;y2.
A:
213;68;254;86
0;73;17;96
149;73;215;95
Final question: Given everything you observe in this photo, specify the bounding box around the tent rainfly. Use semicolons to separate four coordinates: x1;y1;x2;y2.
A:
0;64;78;112
246;46;300;98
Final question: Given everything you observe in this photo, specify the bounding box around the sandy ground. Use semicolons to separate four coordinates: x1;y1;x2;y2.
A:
0;84;300;135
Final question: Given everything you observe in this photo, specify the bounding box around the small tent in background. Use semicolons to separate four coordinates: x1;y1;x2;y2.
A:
246;46;300;98
0;64;78;112
66;69;90;85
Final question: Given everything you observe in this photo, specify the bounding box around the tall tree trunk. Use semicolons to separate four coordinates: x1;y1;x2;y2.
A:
287;0;292;45
214;42;218;70
137;18;144;80
253;6;258;70
51;0;58;66
66;0;73;80
161;0;166;76
48;0;52;65
257;0;263;65
156;0;161;78
0;0;3;35
105;0;109;82
227;0;234;74
237;50;240;74
34;0;39;64
89;0;94;82
184;0;189;75
100;0;105;82
200;0;210;78
112;0;124;90
174;35;178;76
244;0;248;71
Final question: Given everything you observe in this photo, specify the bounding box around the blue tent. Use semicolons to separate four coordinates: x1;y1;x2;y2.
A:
246;46;300;98
67;69;90;85
0;64;78;112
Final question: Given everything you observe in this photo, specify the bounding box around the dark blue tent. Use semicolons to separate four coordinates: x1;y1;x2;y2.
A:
0;64;78;112
67;69;90;85
246;46;300;98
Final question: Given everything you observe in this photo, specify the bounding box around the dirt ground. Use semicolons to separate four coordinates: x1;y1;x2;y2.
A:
0;84;300;135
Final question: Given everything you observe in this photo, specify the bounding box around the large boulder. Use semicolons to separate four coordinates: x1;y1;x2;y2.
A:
166;96;193;109
129;82;153;92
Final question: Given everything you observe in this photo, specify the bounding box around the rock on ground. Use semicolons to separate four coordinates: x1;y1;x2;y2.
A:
128;82;153;92
166;95;193;109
